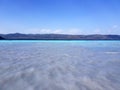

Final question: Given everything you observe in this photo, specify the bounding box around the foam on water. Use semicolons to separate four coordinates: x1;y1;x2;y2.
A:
0;40;120;90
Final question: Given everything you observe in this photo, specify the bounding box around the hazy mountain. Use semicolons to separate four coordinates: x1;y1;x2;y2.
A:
0;36;4;40
0;33;120;40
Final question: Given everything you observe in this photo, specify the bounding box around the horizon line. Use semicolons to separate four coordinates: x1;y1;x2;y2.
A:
0;33;120;36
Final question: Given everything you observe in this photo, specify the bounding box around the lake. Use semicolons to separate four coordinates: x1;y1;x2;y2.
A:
0;40;120;90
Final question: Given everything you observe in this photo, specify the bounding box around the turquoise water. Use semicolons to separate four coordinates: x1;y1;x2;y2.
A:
0;40;120;90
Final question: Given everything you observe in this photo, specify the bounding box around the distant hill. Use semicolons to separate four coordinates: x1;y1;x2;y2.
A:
0;33;120;40
0;36;4;40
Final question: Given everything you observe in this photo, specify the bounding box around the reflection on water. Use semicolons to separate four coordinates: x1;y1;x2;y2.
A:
0;40;120;90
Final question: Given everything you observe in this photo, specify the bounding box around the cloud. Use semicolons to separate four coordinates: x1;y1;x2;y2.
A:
67;29;81;34
93;28;101;34
103;25;120;34
92;25;120;35
21;28;82;35
110;25;119;31
112;25;118;29
0;27;82;34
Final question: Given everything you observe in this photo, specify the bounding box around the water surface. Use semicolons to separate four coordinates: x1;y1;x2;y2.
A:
0;40;120;90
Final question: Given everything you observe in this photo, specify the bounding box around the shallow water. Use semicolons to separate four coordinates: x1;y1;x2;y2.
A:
0;40;120;90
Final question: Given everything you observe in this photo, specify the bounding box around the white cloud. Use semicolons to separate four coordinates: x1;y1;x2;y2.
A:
0;28;82;34
67;28;81;34
112;25;118;29
93;28;101;34
21;28;82;35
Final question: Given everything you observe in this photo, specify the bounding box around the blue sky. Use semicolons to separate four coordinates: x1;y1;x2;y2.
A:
0;0;120;34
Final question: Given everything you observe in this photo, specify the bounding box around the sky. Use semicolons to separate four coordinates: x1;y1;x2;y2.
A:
0;0;120;34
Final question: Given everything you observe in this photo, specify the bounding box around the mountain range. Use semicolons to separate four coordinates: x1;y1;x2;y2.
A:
0;33;120;40
0;36;4;40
